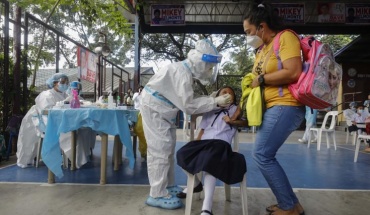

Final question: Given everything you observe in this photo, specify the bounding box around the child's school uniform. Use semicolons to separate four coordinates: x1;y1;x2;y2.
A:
177;104;246;184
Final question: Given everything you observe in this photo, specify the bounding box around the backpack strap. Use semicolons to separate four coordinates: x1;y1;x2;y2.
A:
273;29;300;66
272;29;300;97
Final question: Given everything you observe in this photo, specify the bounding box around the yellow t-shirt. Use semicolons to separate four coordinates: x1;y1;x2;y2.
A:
252;30;302;108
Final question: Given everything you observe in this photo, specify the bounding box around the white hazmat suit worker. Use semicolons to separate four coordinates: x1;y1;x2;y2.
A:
17;74;94;168
343;102;357;127
141;39;232;210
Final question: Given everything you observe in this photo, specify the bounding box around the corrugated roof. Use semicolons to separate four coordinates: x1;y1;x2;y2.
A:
31;67;154;94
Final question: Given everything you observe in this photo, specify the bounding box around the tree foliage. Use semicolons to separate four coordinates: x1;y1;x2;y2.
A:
140;33;247;95
316;34;358;53
8;0;134;78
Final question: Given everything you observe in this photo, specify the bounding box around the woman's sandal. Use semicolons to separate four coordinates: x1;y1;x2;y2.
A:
266;204;279;212
266;204;305;215
201;210;213;215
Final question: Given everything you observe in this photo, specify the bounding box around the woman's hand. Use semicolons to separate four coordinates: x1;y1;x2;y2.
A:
251;76;259;88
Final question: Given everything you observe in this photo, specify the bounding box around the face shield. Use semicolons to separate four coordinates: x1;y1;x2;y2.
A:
58;77;70;86
201;53;222;84
188;38;222;85
67;81;82;95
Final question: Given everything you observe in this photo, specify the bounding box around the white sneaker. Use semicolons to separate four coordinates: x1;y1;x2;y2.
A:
311;139;317;143
298;139;307;143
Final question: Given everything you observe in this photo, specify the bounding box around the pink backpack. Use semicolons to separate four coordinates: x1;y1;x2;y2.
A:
273;29;342;109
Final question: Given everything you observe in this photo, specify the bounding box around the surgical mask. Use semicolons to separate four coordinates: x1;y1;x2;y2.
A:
246;35;263;50
58;84;68;92
358;109;363;114
351;108;357;112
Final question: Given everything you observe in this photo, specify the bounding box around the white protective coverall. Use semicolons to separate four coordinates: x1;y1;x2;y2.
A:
343;102;357;127
141;39;225;198
17;89;95;168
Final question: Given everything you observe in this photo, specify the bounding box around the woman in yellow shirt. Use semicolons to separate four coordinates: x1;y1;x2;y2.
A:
243;3;305;215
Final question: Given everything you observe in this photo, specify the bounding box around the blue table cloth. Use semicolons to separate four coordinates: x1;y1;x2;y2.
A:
42;108;135;178
124;109;139;123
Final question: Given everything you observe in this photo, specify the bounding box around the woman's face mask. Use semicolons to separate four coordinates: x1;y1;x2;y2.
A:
358;109;363;114
246;35;263;50
58;84;69;92
246;25;263;50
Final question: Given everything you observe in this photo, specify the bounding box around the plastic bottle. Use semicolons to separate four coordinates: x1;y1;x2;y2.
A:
108;91;114;109
117;95;121;107
70;89;81;108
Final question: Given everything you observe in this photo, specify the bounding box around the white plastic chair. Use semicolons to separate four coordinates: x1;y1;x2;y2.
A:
345;123;358;145
184;116;248;215
354;134;370;162
308;111;338;151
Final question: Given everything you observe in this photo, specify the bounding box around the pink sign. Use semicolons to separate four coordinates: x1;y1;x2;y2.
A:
77;47;97;83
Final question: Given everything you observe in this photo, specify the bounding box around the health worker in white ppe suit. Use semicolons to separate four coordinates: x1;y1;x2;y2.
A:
17;74;94;168
141;39;232;210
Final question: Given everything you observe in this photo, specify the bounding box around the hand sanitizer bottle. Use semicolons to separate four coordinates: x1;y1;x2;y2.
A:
70;89;81;108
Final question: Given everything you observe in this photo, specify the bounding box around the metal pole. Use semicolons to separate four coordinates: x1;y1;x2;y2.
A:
111;64;114;92
22;13;29;113
97;56;101;98
2;0;9;132
56;34;59;73
134;13;140;90
100;57;103;97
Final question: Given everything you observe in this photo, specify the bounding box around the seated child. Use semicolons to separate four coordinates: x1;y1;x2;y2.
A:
176;86;247;215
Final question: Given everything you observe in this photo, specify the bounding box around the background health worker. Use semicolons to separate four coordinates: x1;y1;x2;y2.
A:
17;73;70;167
17;73;94;169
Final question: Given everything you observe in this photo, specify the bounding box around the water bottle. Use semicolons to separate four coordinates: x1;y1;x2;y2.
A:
108;94;114;109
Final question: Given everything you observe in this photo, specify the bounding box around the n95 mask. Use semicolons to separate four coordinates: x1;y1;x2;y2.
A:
246;35;263;50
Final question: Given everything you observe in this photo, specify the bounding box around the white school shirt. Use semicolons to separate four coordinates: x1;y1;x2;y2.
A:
199;104;237;143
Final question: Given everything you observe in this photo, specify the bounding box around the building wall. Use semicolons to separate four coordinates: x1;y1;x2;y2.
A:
341;63;370;105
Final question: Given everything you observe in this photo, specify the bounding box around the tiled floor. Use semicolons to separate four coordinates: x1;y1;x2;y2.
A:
0;129;369;215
